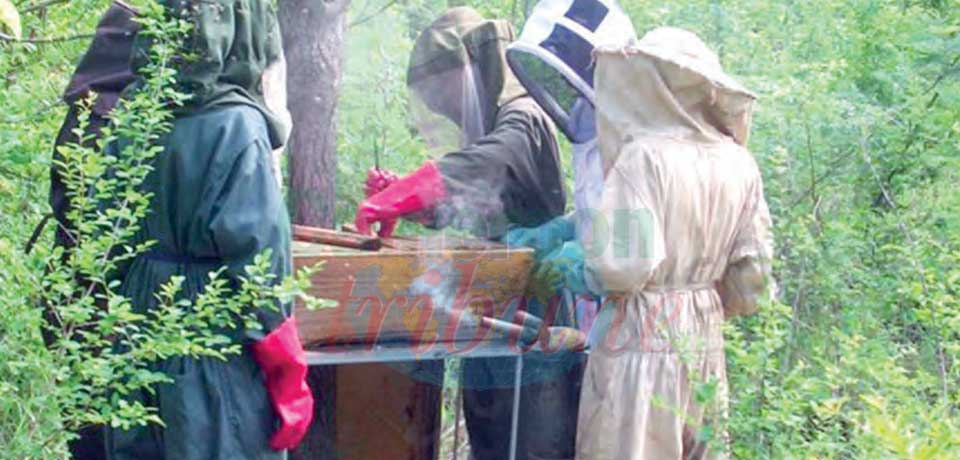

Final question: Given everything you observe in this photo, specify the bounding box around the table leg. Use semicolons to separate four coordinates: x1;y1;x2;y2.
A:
509;354;523;460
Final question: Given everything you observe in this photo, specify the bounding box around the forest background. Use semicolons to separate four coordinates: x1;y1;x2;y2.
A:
1;0;959;458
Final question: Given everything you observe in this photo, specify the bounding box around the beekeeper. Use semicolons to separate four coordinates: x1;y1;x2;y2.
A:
353;7;576;460
106;0;313;458
576;27;774;459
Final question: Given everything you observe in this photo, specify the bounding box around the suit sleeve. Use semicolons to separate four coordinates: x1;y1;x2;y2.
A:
434;105;566;237
718;174;775;318
208;139;292;337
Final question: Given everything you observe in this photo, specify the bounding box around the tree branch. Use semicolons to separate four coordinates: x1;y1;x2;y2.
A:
349;0;396;28
21;0;69;14
923;53;960;95
0;31;94;44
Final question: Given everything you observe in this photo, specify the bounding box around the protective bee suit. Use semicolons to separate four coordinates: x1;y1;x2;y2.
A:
576;28;774;460
106;1;312;458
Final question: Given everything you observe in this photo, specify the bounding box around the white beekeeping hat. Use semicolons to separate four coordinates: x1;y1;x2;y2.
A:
507;0;636;142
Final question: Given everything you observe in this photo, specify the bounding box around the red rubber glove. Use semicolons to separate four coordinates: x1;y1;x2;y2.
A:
362;167;401;235
354;161;447;237
363;167;399;197
251;317;314;451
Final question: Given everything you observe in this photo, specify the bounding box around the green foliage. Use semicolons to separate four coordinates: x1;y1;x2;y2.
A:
336;2;428;227
2;0;960;458
0;4;104;456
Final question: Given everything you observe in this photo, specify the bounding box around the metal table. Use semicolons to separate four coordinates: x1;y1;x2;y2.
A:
306;340;529;460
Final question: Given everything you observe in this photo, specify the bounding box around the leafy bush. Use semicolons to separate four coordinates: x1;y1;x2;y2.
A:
2;0;959;458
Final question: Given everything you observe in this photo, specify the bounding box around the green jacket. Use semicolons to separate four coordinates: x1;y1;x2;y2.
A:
107;105;287;460
117;106;290;336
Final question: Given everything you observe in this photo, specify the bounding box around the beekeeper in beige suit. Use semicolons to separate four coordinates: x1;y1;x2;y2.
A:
576;27;774;460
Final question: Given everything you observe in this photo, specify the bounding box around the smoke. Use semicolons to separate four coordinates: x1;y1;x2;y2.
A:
407;257;482;341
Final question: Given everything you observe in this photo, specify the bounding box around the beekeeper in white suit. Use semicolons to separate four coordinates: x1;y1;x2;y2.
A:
576;27;775;459
506;0;636;349
498;2;637;459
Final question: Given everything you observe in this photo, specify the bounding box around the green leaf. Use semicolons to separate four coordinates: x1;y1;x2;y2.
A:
0;0;21;39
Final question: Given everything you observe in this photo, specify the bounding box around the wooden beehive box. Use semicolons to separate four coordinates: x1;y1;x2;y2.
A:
292;231;534;346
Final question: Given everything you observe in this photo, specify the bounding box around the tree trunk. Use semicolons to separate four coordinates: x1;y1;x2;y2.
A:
280;0;349;229
279;1;349;459
280;3;440;459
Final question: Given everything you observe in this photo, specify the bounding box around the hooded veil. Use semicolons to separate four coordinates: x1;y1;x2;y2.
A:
407;8;566;237
132;0;290;149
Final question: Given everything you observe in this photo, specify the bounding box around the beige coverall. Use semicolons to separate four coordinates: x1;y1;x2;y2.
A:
576;28;774;460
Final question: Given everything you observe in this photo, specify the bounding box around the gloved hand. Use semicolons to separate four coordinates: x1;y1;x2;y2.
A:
531;241;590;302
504;215;576;258
250;317;314;451
354;161;447;237
546;326;588;352
361;167;401;235
363;167;399;197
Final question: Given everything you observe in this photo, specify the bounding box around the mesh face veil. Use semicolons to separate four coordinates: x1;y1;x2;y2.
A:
506;0;636;143
406;7;522;155
408;61;488;155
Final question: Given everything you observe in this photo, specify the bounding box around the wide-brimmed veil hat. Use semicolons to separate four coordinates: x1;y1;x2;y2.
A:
618;27;754;98
597;27;756;146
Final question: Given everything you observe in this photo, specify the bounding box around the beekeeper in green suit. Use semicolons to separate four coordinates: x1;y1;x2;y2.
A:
105;0;313;458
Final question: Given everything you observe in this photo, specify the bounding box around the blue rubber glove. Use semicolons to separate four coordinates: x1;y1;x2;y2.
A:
504;215;576;259
532;241;589;300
